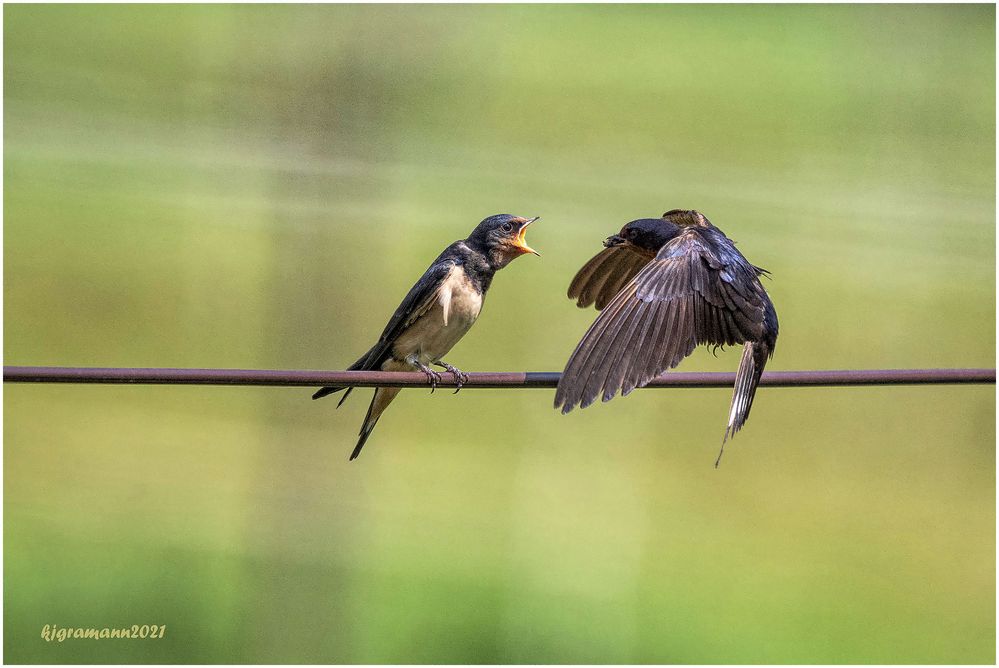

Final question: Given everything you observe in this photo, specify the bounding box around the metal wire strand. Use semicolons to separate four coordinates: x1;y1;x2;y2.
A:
3;366;994;388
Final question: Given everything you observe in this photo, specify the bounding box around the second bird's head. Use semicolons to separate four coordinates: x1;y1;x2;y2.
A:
468;214;540;269
603;210;703;256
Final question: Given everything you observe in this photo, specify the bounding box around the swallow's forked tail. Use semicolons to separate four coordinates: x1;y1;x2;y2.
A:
350;387;401;460
312;385;353;405
312;347;379;403
716;341;771;467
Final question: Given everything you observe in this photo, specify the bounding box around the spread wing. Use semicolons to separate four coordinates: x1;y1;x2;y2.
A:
555;227;769;413
354;258;457;370
567;246;652;310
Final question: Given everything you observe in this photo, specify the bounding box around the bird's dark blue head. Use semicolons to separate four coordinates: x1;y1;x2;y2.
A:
467;214;540;266
603;217;681;256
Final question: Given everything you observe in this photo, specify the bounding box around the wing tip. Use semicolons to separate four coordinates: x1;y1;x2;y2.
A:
554;392;580;415
555;396;577;415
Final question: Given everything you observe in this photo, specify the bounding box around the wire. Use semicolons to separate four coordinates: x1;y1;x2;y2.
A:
3;366;994;388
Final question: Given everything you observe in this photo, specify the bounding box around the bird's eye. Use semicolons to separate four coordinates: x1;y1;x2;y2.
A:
501;222;513;233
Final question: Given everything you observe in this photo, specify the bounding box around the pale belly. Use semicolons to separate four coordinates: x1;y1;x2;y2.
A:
387;266;483;367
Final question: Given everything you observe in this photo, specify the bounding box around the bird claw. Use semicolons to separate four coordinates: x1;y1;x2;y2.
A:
438;362;468;393
425;368;443;393
451;369;469;394
413;362;443;393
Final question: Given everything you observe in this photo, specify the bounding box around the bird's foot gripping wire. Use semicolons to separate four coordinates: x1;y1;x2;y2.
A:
435;361;469;393
411;360;443;393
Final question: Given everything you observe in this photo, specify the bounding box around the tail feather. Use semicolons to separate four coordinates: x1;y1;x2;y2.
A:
349;387;401;460
336;388;353;408
313;385;349;401
716;341;771;467
350;420;377;460
312;346;379;402
312;344;403;459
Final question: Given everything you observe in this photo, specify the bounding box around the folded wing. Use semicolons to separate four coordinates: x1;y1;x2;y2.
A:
313;258;456;401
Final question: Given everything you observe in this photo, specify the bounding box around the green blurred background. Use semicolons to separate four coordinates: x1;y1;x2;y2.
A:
4;4;995;664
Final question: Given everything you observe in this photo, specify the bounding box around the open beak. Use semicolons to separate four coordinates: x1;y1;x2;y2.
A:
603;234;626;248
513;216;540;256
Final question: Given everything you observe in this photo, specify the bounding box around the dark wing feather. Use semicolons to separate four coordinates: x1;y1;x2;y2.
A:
354;258;456;370
313;257;455;401
555;228;769;413
568;246;652;310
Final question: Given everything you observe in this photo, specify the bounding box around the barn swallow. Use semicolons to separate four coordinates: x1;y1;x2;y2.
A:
554;209;778;464
314;214;540;460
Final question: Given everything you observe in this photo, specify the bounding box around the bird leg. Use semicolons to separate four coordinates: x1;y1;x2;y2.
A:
435;360;469;394
407;356;443;393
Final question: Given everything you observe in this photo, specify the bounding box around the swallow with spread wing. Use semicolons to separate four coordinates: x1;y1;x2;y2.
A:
315;214;540;460
555;209;778;463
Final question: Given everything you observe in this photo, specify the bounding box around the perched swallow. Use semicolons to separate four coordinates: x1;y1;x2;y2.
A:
315;214;540;460
555;209;778;463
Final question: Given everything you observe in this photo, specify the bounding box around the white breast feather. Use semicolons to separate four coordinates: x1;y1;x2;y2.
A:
437;266;481;327
391;265;483;365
